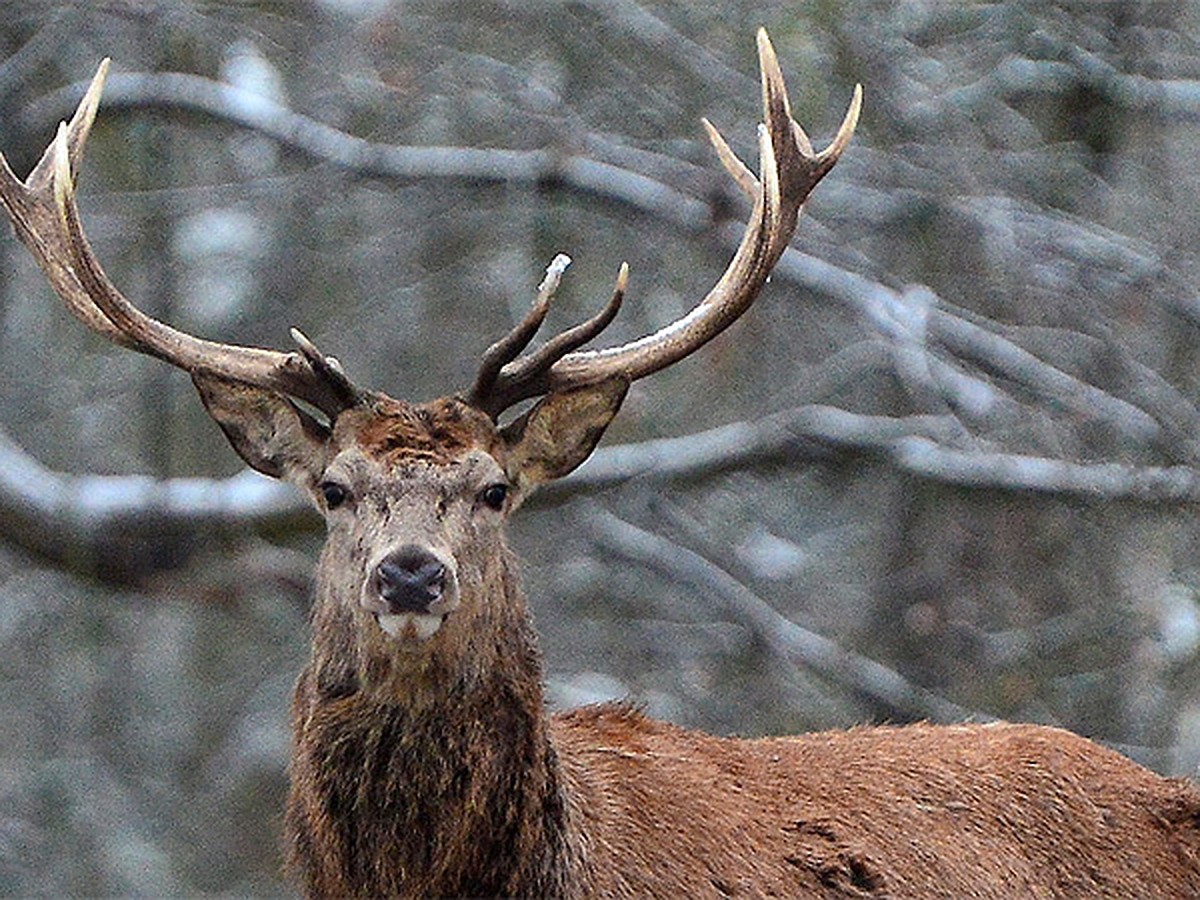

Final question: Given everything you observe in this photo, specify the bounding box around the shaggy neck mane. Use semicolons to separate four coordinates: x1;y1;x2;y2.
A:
287;550;577;898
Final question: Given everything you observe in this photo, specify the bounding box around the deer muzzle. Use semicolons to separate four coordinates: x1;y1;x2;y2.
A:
366;544;460;640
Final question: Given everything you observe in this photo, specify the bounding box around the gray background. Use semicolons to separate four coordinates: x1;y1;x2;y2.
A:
2;1;1200;894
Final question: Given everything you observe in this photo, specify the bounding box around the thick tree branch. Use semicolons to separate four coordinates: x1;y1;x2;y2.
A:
22;71;713;233
0;427;307;578
8;397;1200;580
893;438;1200;503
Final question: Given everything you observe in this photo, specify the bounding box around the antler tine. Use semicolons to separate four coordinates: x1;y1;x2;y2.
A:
469;253;571;408
28;58;109;193
289;328;362;410
0;63;133;348
703;117;757;200
470;262;628;418
467;28;861;419
503;262;627;383
0;60;361;420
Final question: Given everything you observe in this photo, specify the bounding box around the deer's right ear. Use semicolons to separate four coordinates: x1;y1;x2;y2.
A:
192;372;329;485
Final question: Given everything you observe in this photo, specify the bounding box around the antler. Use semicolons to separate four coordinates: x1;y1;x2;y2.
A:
0;60;361;421
469;28;861;419
0;35;856;425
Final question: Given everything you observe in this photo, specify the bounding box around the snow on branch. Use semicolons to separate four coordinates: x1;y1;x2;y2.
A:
7;399;1200;580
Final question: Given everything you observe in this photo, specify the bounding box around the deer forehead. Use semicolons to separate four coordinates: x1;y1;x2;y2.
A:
336;396;504;469
324;398;509;498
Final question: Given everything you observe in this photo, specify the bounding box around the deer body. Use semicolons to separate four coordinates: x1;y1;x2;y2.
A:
276;398;1200;898
292;619;1200;897
4;29;1199;899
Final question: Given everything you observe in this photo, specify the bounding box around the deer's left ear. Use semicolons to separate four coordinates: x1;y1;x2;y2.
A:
499;377;628;493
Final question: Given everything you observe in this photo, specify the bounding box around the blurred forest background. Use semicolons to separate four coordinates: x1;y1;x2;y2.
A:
3;0;1200;894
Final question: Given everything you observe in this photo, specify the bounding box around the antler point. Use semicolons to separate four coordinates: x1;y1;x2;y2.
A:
539;253;572;295
290;327;322;359
756;29;788;107
755;27;772;54
706;117;757;198
51;123;73;216
75;59;111;145
817;83;863;164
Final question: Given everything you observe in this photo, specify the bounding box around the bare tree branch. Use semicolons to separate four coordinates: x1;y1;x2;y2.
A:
21;71;713;233
900;51;1200;131
0;427;306;578
9;392;1200;579
770;235;1168;446
585;504;990;724
892;437;1200;503
540;404;963;500
0;405;953;575
541;0;754;92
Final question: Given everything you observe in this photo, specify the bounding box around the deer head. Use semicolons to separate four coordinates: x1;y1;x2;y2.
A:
0;31;859;696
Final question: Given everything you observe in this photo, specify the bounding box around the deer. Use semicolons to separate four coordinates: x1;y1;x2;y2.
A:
3;28;1199;899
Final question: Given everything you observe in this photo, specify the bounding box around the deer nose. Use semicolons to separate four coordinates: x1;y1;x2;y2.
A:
373;545;447;614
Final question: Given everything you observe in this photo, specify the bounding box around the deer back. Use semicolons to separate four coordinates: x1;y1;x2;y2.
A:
553;707;1200;897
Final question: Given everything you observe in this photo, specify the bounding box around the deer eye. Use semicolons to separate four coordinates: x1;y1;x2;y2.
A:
320;481;350;510
479;483;509;511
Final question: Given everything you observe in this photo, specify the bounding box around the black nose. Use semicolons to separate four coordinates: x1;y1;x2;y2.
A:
374;545;446;613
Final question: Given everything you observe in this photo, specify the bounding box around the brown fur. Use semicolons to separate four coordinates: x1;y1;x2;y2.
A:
556;707;1200;897
351;395;502;467
280;401;1200;899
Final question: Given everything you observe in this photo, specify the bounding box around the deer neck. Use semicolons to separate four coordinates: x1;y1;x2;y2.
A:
290;551;578;897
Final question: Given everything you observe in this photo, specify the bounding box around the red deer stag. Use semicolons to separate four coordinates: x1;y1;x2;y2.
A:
3;30;1199;899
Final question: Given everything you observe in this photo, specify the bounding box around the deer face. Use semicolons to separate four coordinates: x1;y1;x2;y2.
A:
195;376;627;660
316;400;510;647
